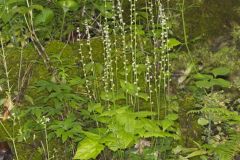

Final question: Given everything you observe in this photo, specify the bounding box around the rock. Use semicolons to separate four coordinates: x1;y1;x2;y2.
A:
0;142;13;160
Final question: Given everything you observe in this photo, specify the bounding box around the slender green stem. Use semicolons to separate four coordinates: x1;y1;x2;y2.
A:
0;121;11;138
0;121;19;160
44;124;50;160
181;0;194;65
12;139;19;160
0;33;11;93
60;12;66;41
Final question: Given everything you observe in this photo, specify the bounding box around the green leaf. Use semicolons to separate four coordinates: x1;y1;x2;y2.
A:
185;150;207;158
160;119;174;131
73;138;104;160
133;111;156;118
34;8;54;25
211;78;231;88
167;38;181;49
166;113;178;121
6;0;25;5
69;77;85;86
102;130;134;151
137;92;149;101
193;73;213;80
29;4;44;11
197;118;209;126
1;11;14;23
140;119;160;132
58;0;79;12
99;106;129;117
136;64;147;74
93;2;113;18
0;98;5;106
142;131;177;139
88;103;103;113
81;131;101;141
211;67;230;77
24;95;34;105
195;80;213;89
120;80;138;95
94;63;103;75
100;91;125;102
115;113;136;133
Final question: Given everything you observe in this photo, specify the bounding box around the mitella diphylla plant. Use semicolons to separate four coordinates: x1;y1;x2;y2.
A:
0;0;182;159
1;0;240;160
72;1;181;160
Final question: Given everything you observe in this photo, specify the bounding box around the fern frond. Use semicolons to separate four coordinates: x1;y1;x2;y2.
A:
188;107;240;122
214;133;240;160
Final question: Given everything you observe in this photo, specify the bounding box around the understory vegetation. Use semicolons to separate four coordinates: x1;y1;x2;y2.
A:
0;0;240;160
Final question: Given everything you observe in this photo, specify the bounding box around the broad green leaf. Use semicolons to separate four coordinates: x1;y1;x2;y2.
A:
95;63;103;75
141;119;160;132
120;80;138;95
133;111;156;118
185;150;207;158
69;77;85;86
210;67;230;77
81;131;101;141
193;73;213;80
29;4;44;11
167;38;181;49
142;131;177;139
160;119;174;131
93;2;113;18
73;138;104;160
166;113;178;121
102;130;134;151
84;62;94;74
100;91;125;102
195;80;213;89
99;106;128;117
197;118;209;126
137;92;149;101
136;64;147;74
137;11;148;19
116;113;136;133
34;8;54;25
211;78;231;88
135;28;145;36
88;103;103;113
120;81;147;100
58;0;79;12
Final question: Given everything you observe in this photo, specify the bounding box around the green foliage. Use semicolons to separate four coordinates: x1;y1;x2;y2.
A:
73;138;105;160
73;105;179;159
193;67;231;89
197;118;209;126
210;67;231;77
1;0;240;159
214;133;240;160
34;8;54;26
188;90;240;159
49;114;82;142
167;38;182;49
58;0;79;13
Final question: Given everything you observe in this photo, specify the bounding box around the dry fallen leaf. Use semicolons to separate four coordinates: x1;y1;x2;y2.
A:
134;139;151;154
2;95;14;121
